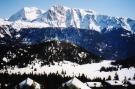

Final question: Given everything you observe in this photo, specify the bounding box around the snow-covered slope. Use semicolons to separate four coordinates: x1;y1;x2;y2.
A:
1;60;135;82
85;82;103;87
18;78;40;89
8;7;44;22
6;5;135;32
64;77;91;89
0;19;11;25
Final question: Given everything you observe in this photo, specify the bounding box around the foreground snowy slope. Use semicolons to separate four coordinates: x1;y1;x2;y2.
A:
1;60;135;82
63;77;91;89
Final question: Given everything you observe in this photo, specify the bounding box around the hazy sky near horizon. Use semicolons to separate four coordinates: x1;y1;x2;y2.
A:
0;0;135;19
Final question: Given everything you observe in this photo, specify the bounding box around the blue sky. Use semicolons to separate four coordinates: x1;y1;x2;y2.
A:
0;0;135;19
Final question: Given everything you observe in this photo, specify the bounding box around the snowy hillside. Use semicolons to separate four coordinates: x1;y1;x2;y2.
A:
1;60;135;82
0;40;134;82
63;77;91;89
0;40;102;68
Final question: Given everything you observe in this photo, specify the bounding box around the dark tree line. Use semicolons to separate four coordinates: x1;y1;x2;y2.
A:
100;66;118;72
0;72;70;89
0;72;94;89
111;56;135;68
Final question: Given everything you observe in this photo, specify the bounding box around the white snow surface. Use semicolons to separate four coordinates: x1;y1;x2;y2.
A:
19;78;34;86
1;60;135;82
19;77;40;89
0;5;134;32
2;57;9;63
128;80;135;85
85;82;103;87
105;80;123;85
9;7;44;21
64;77;91;89
0;33;4;38
0;20;11;25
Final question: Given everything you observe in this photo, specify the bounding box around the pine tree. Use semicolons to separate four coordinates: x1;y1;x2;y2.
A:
100;66;106;72
103;77;106;81
107;75;111;80
114;72;119;80
123;76;127;84
133;73;135;80
61;70;65;75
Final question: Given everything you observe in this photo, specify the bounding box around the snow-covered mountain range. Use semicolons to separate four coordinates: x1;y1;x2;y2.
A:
5;5;135;32
0;5;135;60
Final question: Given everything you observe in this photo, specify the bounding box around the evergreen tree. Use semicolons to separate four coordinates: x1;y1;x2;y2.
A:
107;75;111;80
133;73;135;80
114;72;119;80
123;76;127;85
100;66;105;72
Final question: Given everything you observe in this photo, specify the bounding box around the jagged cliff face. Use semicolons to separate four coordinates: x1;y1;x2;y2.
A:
0;5;135;60
7;5;135;32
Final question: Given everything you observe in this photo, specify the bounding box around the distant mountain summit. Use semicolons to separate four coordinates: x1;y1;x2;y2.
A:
8;7;44;21
7;5;135;32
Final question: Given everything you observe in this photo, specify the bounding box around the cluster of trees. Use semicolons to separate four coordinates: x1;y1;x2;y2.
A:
100;66;118;72
99;73;119;81
33;40;102;65
0;68;116;89
106;72;135;82
1;70;135;89
111;56;135;68
0;44;36;68
0;72;70;89
0;72;92;89
0;40;102;69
